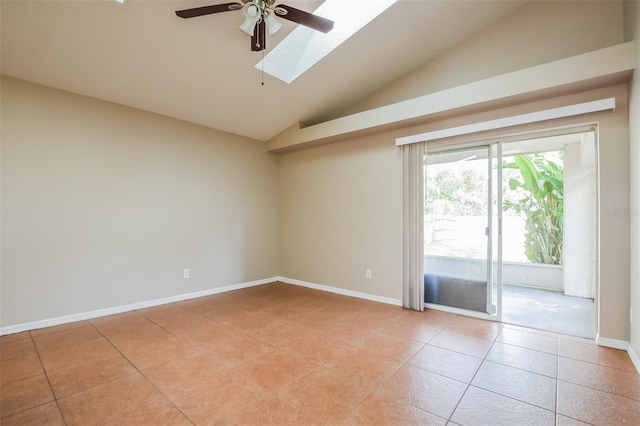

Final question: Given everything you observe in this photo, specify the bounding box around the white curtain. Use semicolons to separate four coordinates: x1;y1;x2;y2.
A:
402;142;425;311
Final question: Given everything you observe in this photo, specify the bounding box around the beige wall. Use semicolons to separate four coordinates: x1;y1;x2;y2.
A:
277;0;630;342
278;134;403;300
596;88;631;342
624;0;640;359
346;0;624;117
278;85;630;341
1;76;279;327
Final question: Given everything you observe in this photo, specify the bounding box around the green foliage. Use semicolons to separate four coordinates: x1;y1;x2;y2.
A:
426;168;487;216
503;152;564;265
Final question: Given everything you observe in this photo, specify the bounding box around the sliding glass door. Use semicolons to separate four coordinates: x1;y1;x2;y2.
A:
422;132;596;335
423;145;500;318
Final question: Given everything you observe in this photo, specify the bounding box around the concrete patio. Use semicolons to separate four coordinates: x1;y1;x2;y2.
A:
502;284;595;339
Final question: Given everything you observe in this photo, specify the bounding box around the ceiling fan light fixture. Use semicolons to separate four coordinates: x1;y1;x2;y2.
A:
246;2;258;16
239;2;261;36
264;13;282;35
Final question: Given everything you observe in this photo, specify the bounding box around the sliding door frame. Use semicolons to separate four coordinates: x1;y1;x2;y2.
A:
423;143;502;321
423;125;599;334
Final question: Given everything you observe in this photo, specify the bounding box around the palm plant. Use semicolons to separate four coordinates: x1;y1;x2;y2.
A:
503;152;564;265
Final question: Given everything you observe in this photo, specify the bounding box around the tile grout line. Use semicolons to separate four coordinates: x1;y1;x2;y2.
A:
91;319;198;426
456;324;635;424
331;353;406;425
347;314;500;424
396;324;448;423
28;330;69;426
33;319;185;423
442;323;505;424
42;322;140;400
129;297;342;425
254;304;425;424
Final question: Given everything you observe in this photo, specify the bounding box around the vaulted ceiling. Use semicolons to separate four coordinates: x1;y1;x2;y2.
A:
1;0;528;141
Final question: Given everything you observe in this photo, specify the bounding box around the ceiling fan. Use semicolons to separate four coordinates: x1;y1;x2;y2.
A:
175;0;335;52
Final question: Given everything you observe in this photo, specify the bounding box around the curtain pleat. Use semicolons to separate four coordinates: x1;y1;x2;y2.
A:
402;143;425;311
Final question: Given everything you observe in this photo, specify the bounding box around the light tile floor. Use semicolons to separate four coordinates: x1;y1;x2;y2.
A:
1;282;639;425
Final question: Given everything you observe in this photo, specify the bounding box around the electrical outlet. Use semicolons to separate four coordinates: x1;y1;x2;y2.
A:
365;269;372;279
183;269;190;279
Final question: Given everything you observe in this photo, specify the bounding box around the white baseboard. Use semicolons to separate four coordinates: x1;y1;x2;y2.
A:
596;335;640;375
277;276;402;306
5;275;639;375
628;344;640;375
596;335;629;350
0;277;278;336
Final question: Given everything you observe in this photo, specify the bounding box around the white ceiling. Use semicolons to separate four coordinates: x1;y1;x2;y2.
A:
1;0;527;141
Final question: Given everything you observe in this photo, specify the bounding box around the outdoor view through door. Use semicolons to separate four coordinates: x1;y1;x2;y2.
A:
424;146;496;315
424;132;596;339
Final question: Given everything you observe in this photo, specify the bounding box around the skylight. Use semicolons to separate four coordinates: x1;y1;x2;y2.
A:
256;0;398;84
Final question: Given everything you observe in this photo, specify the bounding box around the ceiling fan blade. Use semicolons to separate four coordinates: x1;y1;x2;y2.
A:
274;4;334;33
175;2;242;19
251;21;266;51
